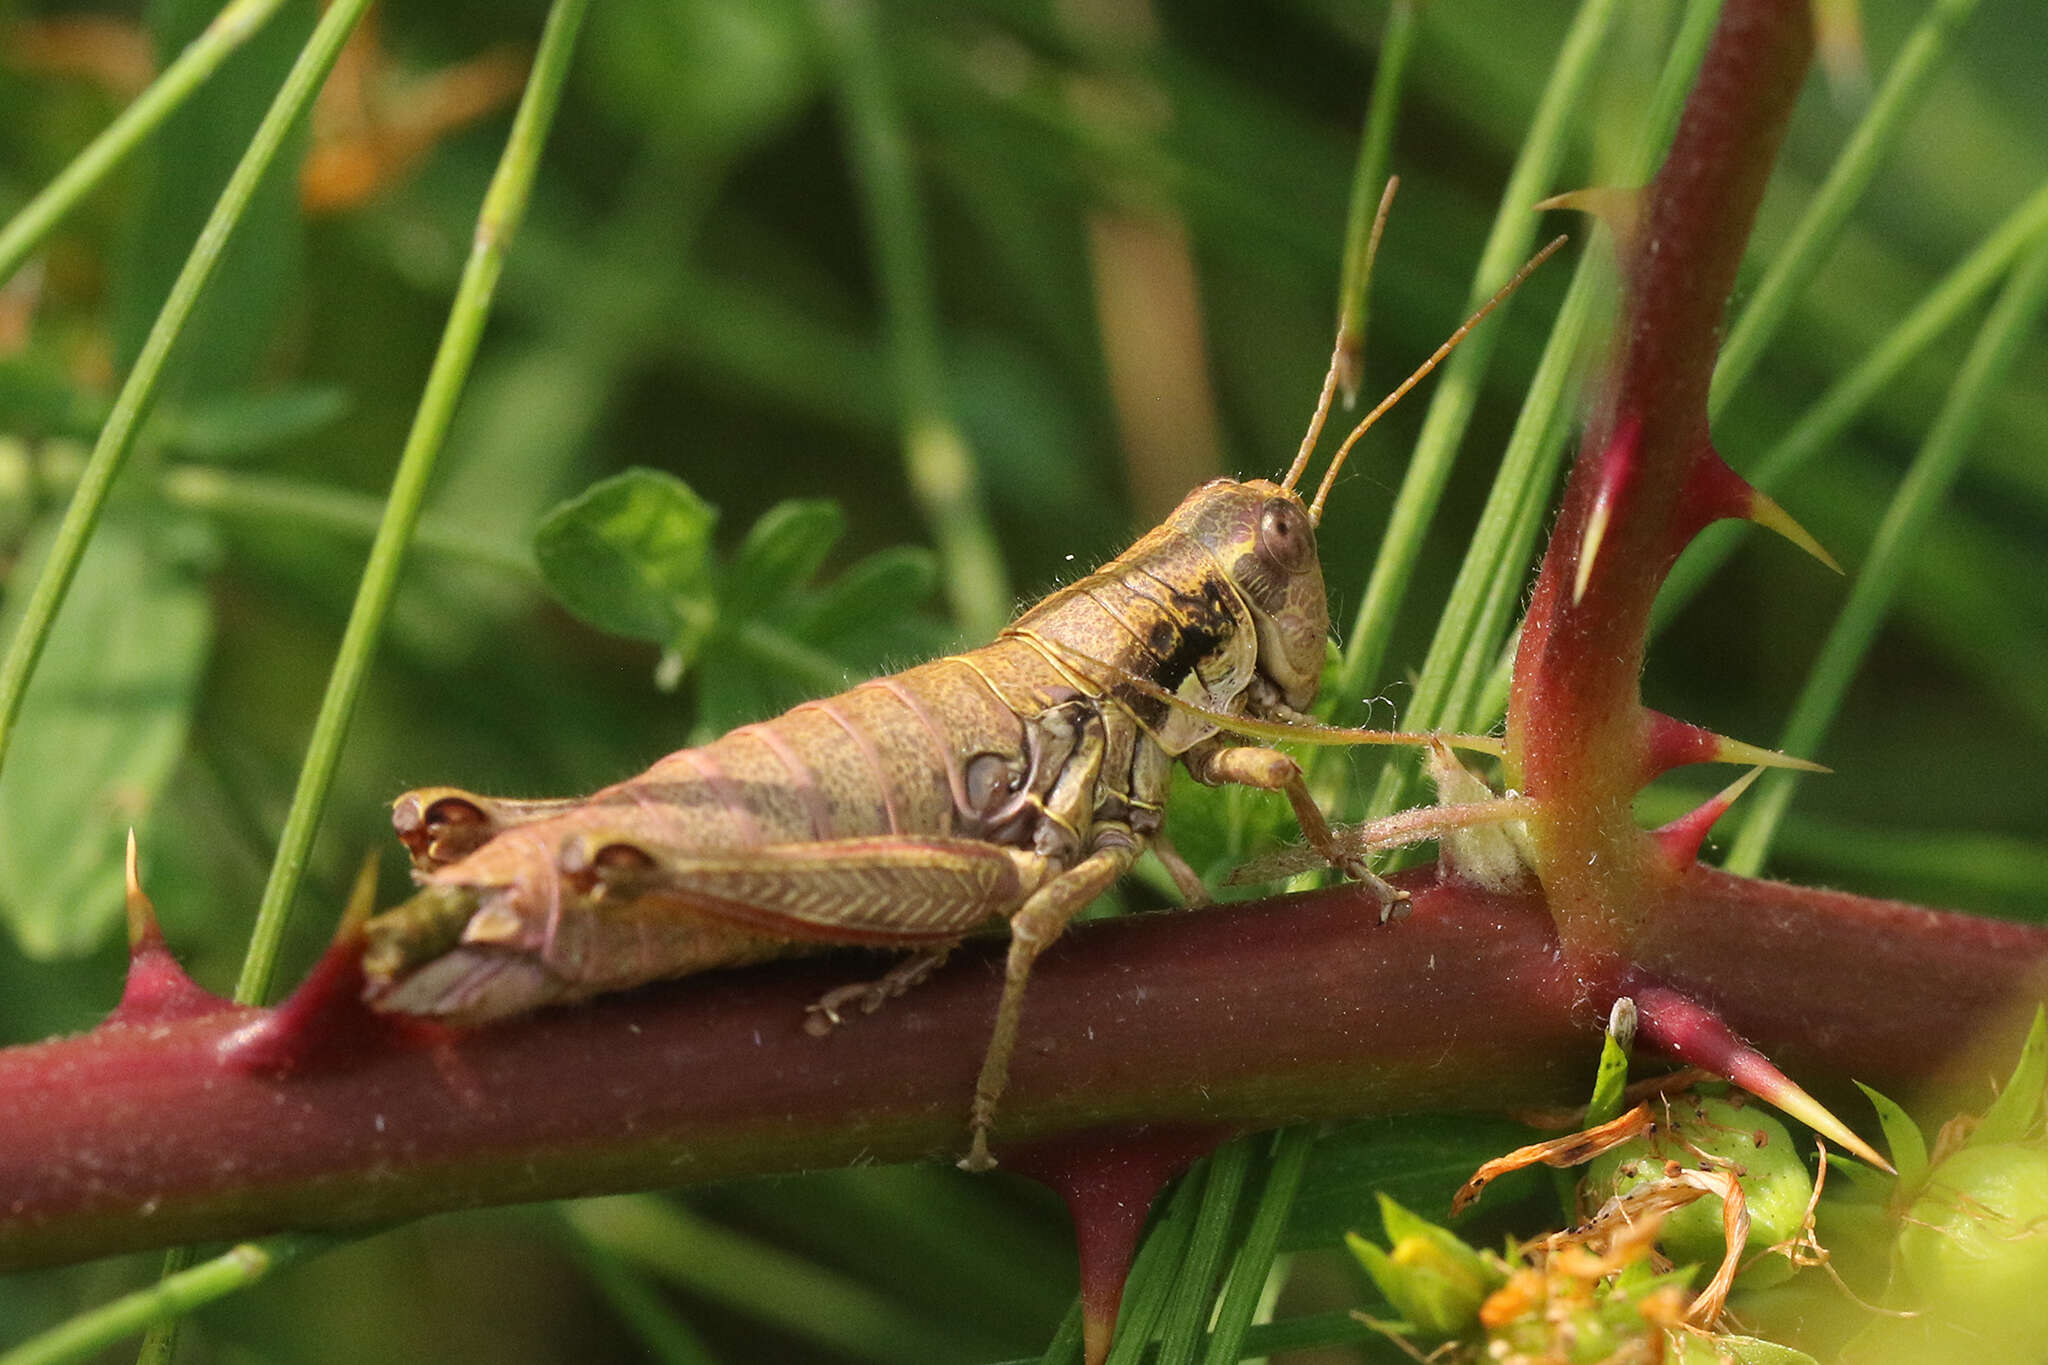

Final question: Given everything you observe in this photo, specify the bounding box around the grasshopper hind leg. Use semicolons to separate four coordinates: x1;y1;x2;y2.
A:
803;945;956;1036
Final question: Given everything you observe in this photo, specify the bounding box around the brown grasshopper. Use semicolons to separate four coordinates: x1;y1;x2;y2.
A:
361;239;1559;1171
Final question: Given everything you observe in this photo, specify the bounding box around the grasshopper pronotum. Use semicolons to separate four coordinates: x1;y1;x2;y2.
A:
361;232;1562;1171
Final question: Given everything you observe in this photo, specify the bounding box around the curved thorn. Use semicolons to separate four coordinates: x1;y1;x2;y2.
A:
1747;486;1844;574
124;827;159;951
1632;983;1894;1174
1642;710;1829;778
1574;416;1640;606
1651;767;1764;869
1535;185;1644;248
341;848;382;936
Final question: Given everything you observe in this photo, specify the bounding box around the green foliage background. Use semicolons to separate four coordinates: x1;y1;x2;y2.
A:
1;0;2044;1359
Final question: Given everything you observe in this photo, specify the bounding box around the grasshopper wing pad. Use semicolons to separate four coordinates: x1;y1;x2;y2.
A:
651;837;1032;945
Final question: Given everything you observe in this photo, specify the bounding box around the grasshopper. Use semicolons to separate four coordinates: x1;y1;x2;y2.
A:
361;237;1559;1171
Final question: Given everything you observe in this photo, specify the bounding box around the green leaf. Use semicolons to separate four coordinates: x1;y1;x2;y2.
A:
534;468;720;652
1974;1005;2048;1147
797;545;938;635
1855;1081;1929;1192
158;385;351;460
0;515;212;957
726;499;845;619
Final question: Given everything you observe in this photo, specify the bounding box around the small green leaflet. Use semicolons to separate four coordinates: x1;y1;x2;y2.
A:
1855;1080;1929;1193
533;468;944;727
534;467;720;669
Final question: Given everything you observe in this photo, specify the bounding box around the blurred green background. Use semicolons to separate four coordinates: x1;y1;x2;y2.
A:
1;0;2045;1359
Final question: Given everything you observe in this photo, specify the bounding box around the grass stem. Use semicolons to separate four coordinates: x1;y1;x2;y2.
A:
237;0;594;1004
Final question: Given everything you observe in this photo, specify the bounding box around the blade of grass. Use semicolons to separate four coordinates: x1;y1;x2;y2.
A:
0;1235;332;1365
813;0;1010;642
1102;1175;1202;1365
1322;0;1622;739
1036;1300;1085;1365
564;1195;988;1364
1155;1141;1254;1362
130;14;589;1354
1724;232;2048;873
1707;0;1985;416
0;0;293;289
554;1210;724;1365
1196;1126;1315;1365
0;0;373;782
236;0;593;1004
1655;177;2048;633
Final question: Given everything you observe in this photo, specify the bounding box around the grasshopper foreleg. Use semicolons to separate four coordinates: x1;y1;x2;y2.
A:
1184;740;1407;916
962;840;1135;1173
803;945;956;1036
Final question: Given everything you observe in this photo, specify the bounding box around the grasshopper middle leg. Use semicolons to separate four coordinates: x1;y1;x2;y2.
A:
1186;740;1407;914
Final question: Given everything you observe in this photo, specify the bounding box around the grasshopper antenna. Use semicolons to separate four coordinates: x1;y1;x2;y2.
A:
1282;176;1400;498
1307;232;1570;524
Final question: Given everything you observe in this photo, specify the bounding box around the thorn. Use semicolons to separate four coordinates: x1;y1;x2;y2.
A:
1631;983;1894;1174
1574;416;1641;606
1679;443;1841;573
110;830;233;1027
124;828;158;951
1746;486;1844;574
1641;710;1829;781
1651;767;1764;869
1708;733;1828;774
219;912;437;1075
1534;185;1643;247
341;848;382;936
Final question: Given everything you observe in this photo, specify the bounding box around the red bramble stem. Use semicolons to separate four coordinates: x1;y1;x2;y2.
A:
1506;0;1818;965
2;869;2043;1270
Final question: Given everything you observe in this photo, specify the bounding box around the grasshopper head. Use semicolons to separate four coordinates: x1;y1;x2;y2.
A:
1166;478;1328;712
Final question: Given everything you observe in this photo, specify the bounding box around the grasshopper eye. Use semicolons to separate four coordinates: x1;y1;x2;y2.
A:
1256;499;1314;574
421;796;488;832
393;792;493;868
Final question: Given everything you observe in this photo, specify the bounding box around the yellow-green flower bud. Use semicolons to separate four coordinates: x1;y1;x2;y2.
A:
1344;1194;1497;1338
